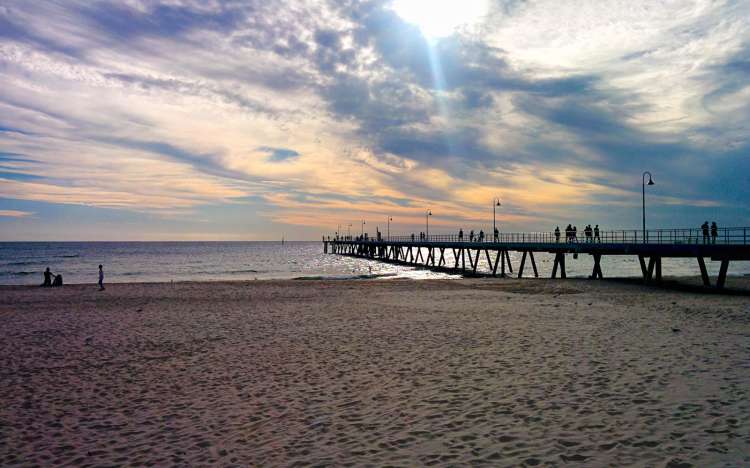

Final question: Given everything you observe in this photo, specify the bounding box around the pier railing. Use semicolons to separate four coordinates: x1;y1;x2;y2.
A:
333;227;750;245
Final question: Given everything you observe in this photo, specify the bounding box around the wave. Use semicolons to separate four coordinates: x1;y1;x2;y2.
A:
4;271;37;276
294;273;398;281
57;254;80;258
6;261;37;266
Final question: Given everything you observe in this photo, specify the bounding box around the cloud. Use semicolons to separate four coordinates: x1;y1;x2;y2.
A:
0;209;34;218
1;0;749;239
257;146;301;162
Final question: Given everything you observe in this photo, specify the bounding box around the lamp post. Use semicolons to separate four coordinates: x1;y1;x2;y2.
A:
642;171;654;243
387;216;393;240
426;210;432;240
337;224;341;239
493;198;501;241
361;220;366;237
347;223;352;238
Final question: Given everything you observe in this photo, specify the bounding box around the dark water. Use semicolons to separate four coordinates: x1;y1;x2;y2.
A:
0;242;455;285
1;242;747;285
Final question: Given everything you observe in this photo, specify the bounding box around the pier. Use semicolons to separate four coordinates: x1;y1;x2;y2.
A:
324;227;750;289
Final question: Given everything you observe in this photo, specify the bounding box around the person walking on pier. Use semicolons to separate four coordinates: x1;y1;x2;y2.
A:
411;233;415;242
554;226;560;242
565;224;571;242
458;228;464;241
711;222;718;244
479;230;485;242
572;226;578;242
701;221;709;244
494;227;499;242
469;230;474;242
594;225;600;242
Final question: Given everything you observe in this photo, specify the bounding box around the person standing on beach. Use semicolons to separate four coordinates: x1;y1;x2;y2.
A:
98;265;105;291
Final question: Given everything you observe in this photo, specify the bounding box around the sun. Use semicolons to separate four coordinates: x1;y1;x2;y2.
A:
391;0;488;39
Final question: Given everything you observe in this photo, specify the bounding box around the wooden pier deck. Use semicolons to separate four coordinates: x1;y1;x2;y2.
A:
323;228;750;289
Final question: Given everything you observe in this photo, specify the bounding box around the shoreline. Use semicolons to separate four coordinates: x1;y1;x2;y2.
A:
3;274;750;293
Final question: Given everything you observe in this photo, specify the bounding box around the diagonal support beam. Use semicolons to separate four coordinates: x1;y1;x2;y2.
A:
591;254;603;279
717;259;730;289
518;251;527;278
697;257;710;286
529;251;539;277
505;250;513;273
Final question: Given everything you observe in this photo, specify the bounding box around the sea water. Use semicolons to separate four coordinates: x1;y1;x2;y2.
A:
1;241;748;285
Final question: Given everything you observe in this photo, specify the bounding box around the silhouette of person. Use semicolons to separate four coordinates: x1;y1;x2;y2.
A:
711;222;718;244
701;221;709;244
572;226;578;242
565;224;572;242
99;265;105;291
494;227;499;242
52;273;63;287
459;228;464;241
469;230;474;242
41;267;53;287
594;225;600;242
479;230;484;242
554;226;560;242
411;233;415;242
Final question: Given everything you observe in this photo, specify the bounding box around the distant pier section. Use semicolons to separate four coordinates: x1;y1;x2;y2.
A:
324;228;750;289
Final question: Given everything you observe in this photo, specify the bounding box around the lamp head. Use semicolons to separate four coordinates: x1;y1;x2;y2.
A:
428;210;432;216
495;200;501;206
647;177;654;185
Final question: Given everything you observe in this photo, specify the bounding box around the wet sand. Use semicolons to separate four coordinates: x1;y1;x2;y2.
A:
1;278;749;466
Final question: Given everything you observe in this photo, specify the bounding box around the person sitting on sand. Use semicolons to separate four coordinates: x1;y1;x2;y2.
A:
52;273;63;287
41;267;54;287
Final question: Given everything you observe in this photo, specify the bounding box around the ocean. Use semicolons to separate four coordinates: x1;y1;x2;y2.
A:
1;241;748;285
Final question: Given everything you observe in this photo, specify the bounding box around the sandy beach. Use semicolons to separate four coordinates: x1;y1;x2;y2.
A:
1;278;749;466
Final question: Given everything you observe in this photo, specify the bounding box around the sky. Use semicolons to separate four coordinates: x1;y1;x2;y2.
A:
0;0;748;240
